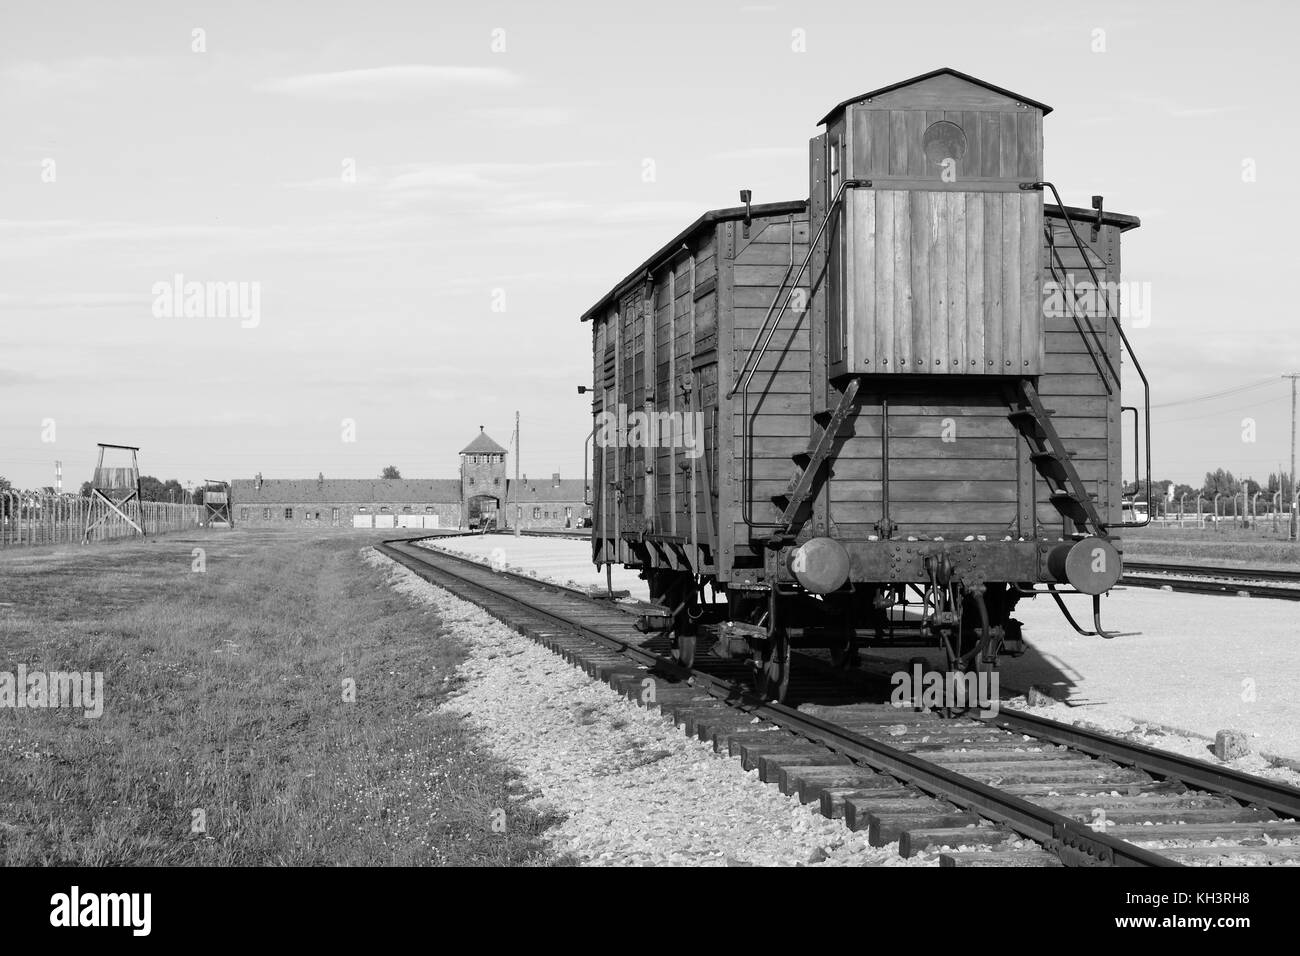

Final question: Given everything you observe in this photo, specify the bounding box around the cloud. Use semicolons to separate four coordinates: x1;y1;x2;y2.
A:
0;292;147;311
258;65;522;101
1;56;155;93
472;106;574;127
711;146;806;161
0;368;43;387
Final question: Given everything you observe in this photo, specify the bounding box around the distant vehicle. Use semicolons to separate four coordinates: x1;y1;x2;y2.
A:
1122;500;1149;522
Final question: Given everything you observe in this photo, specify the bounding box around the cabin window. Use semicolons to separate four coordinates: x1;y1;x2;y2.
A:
285;508;293;520
922;121;967;171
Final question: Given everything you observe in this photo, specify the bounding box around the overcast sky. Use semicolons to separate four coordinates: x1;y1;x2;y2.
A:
2;0;1297;492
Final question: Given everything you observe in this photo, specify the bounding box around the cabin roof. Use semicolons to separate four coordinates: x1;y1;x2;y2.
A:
817;67;1053;125
1047;203;1141;232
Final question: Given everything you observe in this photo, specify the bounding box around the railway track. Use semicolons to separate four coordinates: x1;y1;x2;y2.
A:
1122;560;1300;601
377;536;1300;867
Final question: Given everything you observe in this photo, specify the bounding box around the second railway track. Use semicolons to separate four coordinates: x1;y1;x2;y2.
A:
1122;560;1300;601
377;536;1300;867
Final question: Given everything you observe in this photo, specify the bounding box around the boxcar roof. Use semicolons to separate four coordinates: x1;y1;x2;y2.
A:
817;67;1054;125
579;199;809;322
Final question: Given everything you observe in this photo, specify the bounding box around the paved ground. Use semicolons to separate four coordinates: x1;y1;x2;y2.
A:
429;534;1300;766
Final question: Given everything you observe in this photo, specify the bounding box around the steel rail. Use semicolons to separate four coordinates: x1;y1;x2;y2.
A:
1124;560;1300;583
1120;574;1300;602
377;537;1176;867
984;707;1300;821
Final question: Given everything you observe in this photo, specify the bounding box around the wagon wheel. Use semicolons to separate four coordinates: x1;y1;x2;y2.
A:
754;630;791;703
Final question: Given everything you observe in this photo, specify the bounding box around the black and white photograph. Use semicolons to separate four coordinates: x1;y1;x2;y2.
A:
0;0;1293;935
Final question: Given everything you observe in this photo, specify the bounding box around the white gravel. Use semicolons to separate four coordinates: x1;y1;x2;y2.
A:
368;548;934;867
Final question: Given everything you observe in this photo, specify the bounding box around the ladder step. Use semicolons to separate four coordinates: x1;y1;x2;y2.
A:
1030;451;1070;486
1049;492;1090;524
1007;409;1047;442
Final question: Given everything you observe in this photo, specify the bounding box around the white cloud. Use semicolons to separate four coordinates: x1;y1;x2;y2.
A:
258;65;522;100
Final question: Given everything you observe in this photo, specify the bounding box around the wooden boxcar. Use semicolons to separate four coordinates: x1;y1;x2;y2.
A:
582;69;1148;701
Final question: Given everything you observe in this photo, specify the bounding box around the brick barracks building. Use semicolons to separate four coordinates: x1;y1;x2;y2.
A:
229;428;590;531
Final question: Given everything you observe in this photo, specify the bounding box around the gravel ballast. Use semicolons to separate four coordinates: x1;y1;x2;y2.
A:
369;548;936;867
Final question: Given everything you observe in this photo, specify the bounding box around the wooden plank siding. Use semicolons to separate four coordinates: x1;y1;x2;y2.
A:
839;190;1042;375
723;212;812;566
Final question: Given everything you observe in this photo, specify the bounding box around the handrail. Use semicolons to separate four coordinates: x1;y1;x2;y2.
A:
728;178;870;401
1044;227;1116;396
738;179;871;533
1029;181;1152;530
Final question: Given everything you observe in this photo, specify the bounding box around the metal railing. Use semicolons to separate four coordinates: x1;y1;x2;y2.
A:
0;491;204;547
1031;181;1152;529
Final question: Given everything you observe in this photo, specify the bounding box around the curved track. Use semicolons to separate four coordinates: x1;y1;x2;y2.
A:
378;536;1300;867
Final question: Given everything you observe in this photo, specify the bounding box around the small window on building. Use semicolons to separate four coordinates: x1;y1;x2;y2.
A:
240;508;248;521
331;508;339;523
380;506;392;513
263;508;271;520
285;508;293;520
315;512;321;520
532;507;541;519
358;506;368;514
424;506;435;514
402;506;412;513
494;477;500;486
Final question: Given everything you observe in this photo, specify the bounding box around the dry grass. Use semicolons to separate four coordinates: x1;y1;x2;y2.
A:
0;530;562;865
1121;524;1300;571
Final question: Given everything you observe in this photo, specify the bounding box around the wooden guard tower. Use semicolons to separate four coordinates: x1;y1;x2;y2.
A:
84;443;145;542
203;480;232;527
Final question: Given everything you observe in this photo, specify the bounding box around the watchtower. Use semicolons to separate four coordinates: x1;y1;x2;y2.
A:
203;480;232;527
459;426;507;528
83;443;145;542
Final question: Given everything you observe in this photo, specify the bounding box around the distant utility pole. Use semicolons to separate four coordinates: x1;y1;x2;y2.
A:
1287;373;1299;540
514;410;521;538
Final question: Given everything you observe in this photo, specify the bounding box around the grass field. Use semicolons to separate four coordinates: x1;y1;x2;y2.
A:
1120;524;1300;571
0;530;561;866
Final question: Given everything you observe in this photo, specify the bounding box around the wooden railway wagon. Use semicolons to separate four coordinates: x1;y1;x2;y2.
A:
582;69;1149;701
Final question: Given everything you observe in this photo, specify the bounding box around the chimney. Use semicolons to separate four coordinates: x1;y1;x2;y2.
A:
552;472;560;488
